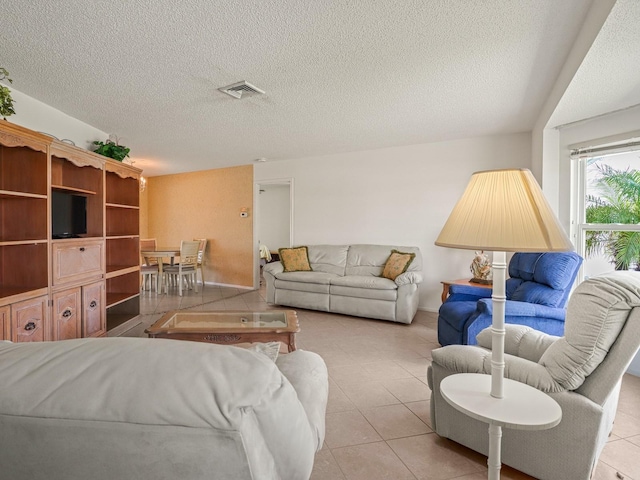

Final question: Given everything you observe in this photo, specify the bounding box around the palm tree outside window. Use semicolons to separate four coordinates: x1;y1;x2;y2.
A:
574;149;640;279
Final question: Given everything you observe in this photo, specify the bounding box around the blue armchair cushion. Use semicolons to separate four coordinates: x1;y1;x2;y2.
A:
510;282;564;307
509;252;581;290
507;252;582;307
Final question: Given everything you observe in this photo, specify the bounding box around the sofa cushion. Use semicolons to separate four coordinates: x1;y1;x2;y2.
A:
275;279;331;294
275;271;338;285
508;252;581;290
346;245;422;276
509;281;565;307
330;276;397;301
331;275;397;290
279;246;312;272
330;285;398;301
308;245;349;276
381;250;415;280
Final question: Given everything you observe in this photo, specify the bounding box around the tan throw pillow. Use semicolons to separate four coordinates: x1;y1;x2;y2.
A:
279;246;312;272
382;249;415;280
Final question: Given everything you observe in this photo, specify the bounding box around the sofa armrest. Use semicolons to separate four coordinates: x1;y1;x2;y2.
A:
477;298;567;321
476;325;559;362
395;271;423;286
276;350;329;452
448;284;492;298
431;345;562;392
263;261;284;276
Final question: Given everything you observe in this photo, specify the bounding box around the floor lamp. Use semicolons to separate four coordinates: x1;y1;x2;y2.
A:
435;168;573;479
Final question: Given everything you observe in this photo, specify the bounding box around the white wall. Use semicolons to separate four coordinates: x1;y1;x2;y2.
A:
255;133;532;312
4;87;108;149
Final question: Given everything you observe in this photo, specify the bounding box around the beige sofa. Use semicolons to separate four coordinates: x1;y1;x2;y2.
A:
0;337;329;480
263;244;423;324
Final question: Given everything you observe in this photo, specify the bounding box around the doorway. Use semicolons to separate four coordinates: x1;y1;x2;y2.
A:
254;179;293;288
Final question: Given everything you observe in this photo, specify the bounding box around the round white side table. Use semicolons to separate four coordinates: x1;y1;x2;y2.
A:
440;373;562;480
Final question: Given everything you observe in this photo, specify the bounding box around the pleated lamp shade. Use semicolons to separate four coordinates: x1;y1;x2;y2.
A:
435;168;573;252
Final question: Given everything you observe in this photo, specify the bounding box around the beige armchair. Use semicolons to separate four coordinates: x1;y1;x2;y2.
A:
428;271;640;480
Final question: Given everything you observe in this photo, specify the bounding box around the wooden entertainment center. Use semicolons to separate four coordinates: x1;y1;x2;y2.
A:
0;120;141;342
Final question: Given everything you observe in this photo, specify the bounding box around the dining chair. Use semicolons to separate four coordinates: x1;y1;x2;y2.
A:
141;263;160;293
140;238;160;293
163;240;200;296
140;238;157;266
194;238;208;288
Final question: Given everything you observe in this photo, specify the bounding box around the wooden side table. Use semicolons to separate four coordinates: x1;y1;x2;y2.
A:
441;279;492;303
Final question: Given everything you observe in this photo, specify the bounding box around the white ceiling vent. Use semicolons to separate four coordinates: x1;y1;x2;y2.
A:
219;81;265;99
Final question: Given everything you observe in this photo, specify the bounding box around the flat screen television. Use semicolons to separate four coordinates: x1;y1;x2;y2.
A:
52;191;87;239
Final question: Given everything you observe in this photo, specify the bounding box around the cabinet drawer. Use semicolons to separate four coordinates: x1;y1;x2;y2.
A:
53;288;82;340
52;240;104;286
11;296;49;342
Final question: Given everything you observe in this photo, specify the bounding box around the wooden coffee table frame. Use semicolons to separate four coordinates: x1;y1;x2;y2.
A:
145;309;300;352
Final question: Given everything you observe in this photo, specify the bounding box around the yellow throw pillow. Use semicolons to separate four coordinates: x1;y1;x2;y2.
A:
279;246;312;272
382;249;415;280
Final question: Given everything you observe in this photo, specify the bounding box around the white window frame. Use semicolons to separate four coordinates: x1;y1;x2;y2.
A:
571;138;640;283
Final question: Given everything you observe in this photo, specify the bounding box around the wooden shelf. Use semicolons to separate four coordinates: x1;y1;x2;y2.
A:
106;265;140;278
0;287;48;307
106;171;139;206
51;184;97;195
0;239;48;247
106;207;139;236
105;203;139;210
0;243;48;300
106;292;140;309
0;190;47;199
0;144;48;195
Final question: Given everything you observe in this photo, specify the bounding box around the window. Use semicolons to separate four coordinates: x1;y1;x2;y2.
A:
572;147;640;280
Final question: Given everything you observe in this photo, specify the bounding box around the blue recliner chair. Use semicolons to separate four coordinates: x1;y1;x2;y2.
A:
437;251;583;346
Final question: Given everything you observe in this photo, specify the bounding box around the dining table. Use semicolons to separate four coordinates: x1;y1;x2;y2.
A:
140;247;180;294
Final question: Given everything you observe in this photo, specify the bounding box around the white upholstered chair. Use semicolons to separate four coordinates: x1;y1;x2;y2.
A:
428;271;640;480
163;240;199;296
140;238;159;293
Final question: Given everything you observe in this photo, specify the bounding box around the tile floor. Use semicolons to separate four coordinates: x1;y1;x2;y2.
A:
118;283;640;480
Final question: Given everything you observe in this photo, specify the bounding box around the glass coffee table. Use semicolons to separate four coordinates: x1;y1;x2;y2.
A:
145;310;300;352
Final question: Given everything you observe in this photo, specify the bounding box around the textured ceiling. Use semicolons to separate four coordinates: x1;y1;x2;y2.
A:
549;0;640;128
0;0;625;176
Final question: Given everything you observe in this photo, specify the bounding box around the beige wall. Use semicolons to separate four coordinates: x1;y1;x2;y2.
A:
142;165;253;287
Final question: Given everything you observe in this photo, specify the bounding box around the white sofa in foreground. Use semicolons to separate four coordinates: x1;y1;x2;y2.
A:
263;244;423;324
0;337;329;480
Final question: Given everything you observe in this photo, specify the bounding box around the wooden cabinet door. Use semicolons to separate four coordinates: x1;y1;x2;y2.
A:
52;288;81;340
83;281;105;338
0;305;9;341
52;239;104;286
11;296;49;343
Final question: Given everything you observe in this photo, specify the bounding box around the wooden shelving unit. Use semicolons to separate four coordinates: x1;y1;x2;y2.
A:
0;121;141;341
0;124;50;336
104;164;140;331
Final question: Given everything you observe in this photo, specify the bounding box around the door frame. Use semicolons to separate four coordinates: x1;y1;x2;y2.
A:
253;178;294;289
